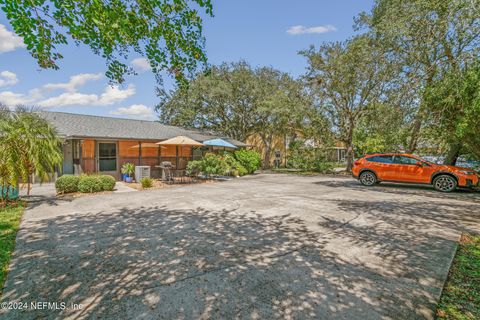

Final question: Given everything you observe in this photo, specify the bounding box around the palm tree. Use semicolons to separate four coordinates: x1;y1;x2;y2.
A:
0;105;20;201
0;105;63;199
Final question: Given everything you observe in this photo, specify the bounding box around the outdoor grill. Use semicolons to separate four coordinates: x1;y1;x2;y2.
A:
159;161;173;180
160;161;173;169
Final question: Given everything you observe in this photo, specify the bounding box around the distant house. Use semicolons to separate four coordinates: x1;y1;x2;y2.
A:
246;133;347;167
40;112;246;180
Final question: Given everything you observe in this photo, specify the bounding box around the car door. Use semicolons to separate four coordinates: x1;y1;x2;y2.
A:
391;156;428;183
364;155;394;180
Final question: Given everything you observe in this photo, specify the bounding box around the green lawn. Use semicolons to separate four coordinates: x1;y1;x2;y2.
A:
0;204;24;296
436;233;480;320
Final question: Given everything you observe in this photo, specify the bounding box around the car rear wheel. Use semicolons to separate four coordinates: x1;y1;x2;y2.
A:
359;171;377;186
433;175;457;192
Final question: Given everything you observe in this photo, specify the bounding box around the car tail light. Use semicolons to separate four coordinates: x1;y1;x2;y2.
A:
354;160;361;166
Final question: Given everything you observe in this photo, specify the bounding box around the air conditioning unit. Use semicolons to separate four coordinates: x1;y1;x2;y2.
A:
135;166;151;181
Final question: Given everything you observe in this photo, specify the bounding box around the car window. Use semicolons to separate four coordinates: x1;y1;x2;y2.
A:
393;156;418;165
366;156;393;164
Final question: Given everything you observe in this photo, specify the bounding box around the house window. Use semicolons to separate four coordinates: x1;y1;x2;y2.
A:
99;143;117;171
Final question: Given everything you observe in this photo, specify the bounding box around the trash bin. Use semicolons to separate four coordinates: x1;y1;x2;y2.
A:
1;185;19;200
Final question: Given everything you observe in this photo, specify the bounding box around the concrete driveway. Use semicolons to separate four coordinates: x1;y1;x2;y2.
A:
2;174;480;319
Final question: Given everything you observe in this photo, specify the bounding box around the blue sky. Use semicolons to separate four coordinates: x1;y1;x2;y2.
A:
0;0;373;120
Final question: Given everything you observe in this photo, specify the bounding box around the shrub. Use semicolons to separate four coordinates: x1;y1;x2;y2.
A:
55;175;80;194
223;152;248;176
140;177;153;188
78;175;104;193
312;160;335;173
202;153;230;176
234;149;261;174
287;140;335;173
121;162;135;176
186;160;203;176
99;175;116;191
186;153;230;178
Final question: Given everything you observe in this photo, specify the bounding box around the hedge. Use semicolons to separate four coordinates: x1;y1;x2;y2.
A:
99;175;116;191
55;175;80;194
78;175;104;193
56;174;116;194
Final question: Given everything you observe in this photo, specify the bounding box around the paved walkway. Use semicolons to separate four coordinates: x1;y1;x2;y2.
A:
2;174;480;319
113;182;138;193
19;181;137;201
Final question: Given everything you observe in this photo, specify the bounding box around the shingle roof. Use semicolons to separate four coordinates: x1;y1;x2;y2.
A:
38;111;247;147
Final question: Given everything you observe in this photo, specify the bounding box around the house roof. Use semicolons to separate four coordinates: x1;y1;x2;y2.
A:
38;111;247;147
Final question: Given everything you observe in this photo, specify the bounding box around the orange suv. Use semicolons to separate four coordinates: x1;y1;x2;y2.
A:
352;153;479;192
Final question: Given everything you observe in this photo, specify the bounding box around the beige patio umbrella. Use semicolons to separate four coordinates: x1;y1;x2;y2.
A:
129;143;166;149
156;136;204;168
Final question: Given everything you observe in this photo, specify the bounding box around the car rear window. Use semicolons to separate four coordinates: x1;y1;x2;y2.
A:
393;156;418;165
366;156;393;164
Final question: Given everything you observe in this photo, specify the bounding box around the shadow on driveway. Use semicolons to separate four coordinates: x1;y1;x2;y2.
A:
1;201;467;319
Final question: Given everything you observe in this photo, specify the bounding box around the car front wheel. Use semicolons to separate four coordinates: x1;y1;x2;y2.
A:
433;175;457;192
359;171;377;186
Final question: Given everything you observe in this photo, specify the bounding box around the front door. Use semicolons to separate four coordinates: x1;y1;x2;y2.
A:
98;142;118;178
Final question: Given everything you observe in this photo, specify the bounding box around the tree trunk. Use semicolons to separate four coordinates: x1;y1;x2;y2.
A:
263;144;272;169
345;142;354;173
406;116;423;153
443;142;462;166
345;119;355;173
260;135;273;169
406;73;433;153
27;175;31;196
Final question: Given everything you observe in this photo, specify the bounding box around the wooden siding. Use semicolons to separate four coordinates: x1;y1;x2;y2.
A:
81;139;95;173
69;139;195;179
119;141;140;158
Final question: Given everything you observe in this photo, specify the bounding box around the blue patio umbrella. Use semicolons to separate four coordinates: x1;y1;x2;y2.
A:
203;138;237;149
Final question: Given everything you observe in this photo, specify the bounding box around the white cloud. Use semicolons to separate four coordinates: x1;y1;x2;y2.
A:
0;71;136;108
131;57;151;72
0;88;43;107
110;104;154;120
37;92;99;108
287;25;337;35
28;88;44;100
0;91;33;106
43;73;103;92
0;71;18;87
98;84;136;105
0;24;25;53
37;84;135;108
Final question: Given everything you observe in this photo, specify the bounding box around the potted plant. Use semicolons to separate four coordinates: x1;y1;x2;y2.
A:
121;162;135;183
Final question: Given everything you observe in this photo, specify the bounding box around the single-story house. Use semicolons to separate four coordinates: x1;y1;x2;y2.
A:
39;111;247;180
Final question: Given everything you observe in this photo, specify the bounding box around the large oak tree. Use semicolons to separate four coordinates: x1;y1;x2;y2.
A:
357;0;480;163
156;61;325;166
301;35;393;172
